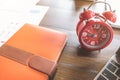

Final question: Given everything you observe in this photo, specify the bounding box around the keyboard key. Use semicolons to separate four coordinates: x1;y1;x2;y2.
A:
115;69;120;78
107;62;117;73
111;59;120;68
97;75;107;80
102;69;117;80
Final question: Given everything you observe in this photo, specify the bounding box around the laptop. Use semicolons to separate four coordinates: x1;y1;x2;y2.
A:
94;47;120;80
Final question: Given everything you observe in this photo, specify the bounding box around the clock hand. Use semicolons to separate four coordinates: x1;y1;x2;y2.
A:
97;26;104;35
87;33;97;38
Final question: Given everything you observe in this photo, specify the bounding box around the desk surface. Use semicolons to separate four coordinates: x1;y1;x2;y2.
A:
37;0;120;80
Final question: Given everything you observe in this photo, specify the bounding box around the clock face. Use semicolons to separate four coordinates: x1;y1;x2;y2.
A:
80;23;113;50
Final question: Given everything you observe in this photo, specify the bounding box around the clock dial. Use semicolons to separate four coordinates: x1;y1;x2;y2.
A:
80;23;111;49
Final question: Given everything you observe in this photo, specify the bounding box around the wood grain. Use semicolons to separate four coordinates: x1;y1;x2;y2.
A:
37;0;120;80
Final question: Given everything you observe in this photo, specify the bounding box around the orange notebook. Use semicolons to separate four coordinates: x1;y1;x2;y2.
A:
0;23;67;79
0;56;48;80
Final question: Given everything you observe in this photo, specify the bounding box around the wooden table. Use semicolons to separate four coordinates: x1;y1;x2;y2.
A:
37;0;120;80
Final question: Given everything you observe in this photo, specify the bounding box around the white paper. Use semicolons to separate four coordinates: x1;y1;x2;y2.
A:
0;0;40;11
0;4;49;47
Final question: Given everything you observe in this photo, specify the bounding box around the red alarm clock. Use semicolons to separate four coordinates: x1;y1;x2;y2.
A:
76;1;117;51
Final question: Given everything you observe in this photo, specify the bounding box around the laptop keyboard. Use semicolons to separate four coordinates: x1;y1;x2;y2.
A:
94;59;120;80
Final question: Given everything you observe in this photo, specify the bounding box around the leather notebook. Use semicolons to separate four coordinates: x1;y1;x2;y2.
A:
0;23;67;80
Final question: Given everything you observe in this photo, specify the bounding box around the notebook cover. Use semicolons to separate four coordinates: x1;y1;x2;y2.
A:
0;55;48;80
0;23;67;77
